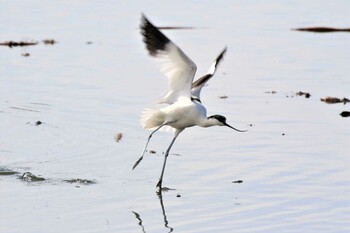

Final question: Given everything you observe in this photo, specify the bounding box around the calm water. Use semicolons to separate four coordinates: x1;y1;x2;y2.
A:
1;1;349;232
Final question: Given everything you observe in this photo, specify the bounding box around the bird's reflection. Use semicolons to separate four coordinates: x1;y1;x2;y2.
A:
132;211;146;233
158;194;173;232
132;193;174;233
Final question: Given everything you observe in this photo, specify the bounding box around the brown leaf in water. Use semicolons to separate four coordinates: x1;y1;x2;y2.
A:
114;133;123;143
321;97;349;104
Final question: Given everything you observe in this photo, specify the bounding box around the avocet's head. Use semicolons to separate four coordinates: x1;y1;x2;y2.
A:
207;115;247;132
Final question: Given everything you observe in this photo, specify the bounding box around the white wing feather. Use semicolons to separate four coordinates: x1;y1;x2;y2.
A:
140;15;197;104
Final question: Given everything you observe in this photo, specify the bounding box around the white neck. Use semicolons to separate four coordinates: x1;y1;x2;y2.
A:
198;118;220;128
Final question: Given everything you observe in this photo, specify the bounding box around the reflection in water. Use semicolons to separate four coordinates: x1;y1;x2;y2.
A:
132;211;146;233
132;194;173;233
158;194;173;233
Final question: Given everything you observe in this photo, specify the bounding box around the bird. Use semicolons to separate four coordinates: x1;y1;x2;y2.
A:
133;14;246;193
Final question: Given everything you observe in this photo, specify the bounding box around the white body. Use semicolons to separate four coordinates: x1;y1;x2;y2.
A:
141;97;212;132
133;15;245;192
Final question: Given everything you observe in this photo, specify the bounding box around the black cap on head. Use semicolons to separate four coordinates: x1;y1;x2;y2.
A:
208;114;227;124
208;114;247;132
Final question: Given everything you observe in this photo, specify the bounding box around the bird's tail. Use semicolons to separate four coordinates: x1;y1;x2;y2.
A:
140;108;165;129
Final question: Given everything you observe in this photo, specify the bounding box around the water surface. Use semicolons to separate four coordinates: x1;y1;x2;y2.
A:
1;1;349;232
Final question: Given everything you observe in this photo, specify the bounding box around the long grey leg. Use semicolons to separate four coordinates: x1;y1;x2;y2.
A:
156;130;182;192
132;124;165;170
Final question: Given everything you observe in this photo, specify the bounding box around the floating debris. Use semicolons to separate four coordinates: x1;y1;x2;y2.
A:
21;172;46;182
42;39;57;45
26;120;44;126
296;91;311;98
219;95;228;99
232;180;243;184
320;97;349;104
0;41;38;47
265;91;277;94
340;111;350;117
86;41;93;44
0;167;19;176
149;150;156;154
293;27;350;33
64;178;96;185
115;133;123;143
21;52;30;57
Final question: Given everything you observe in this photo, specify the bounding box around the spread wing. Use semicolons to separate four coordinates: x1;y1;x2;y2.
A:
140;14;197;104
191;47;227;100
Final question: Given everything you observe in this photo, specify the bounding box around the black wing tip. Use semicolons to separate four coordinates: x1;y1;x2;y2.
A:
140;14;170;56
215;46;228;64
191;46;227;89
